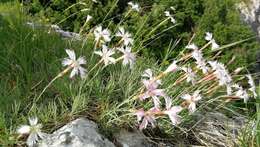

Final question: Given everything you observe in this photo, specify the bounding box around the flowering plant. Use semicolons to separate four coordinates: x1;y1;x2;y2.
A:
12;1;258;146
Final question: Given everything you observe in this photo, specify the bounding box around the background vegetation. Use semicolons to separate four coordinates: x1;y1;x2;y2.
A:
24;0;259;69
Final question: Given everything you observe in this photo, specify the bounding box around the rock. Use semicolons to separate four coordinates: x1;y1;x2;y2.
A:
25;22;81;41
237;0;260;37
193;112;247;147
38;118;115;147
114;130;155;147
237;0;260;76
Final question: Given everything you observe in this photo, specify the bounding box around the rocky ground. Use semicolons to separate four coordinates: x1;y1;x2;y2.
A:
35;112;248;147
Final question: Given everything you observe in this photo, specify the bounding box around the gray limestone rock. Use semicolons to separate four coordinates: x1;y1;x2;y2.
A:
237;0;260;37
114;130;154;147
38;118;115;147
193;112;247;147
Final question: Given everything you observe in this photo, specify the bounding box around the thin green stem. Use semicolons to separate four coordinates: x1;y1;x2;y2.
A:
146;18;170;38
35;75;60;102
35;66;72;102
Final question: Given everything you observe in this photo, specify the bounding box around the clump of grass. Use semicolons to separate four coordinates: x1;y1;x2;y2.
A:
0;1;259;146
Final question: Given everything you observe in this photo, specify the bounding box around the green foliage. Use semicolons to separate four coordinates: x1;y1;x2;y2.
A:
23;0;259;69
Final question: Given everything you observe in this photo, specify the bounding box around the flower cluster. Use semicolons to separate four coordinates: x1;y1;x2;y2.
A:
134;62;202;129
133;32;257;130
94;26;136;68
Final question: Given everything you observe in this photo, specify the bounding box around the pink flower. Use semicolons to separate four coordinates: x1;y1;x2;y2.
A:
141;68;162;86
163;106;183;125
118;46;136;68
134;108;160;130
187;44;209;74
140;79;166;108
140;69;168;108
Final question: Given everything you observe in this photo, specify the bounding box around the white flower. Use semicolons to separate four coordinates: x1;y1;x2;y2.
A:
86;15;92;22
196;60;209;74
94;45;116;66
233;85;249;103
165;96;172;110
186;43;209;73
182;66;196;85
142;68;153;78
246;74;257;97
17;117;47;147
186;43;198;50
205;32;213;41
164;61;179;73
62;49;87;78
17;125;30;134
164;11;176;24
142;69;161;85
94;26;111;43
205;32;219;50
208;61;233;95
211;39;220;50
208;61;232;86
164;11;171;17
116;27;134;46
118;46;136;68
181;90;202;113
128;2;140;12
226;85;233;96
170;6;176;11
188;45;209;74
